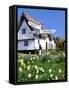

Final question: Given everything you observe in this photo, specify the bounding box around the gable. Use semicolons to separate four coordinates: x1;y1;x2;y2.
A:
18;20;32;34
18;12;35;31
18;12;45;32
18;20;34;40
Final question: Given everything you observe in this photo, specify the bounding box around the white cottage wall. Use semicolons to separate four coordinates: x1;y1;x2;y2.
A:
18;40;35;50
40;39;46;49
35;39;39;49
45;38;50;49
18;20;33;40
34;39;46;50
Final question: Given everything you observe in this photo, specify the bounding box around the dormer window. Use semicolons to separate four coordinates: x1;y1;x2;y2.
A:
22;28;26;34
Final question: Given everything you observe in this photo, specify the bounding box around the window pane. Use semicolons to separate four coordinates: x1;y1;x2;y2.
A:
24;40;28;46
22;29;26;34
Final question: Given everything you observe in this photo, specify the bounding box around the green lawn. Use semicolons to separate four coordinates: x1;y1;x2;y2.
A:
17;50;65;82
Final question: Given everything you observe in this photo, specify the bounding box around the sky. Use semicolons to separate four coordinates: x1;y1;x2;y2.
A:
18;8;65;38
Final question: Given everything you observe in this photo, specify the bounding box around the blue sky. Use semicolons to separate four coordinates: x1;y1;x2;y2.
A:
18;8;65;38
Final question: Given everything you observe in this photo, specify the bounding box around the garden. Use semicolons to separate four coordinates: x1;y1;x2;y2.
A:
17;49;65;82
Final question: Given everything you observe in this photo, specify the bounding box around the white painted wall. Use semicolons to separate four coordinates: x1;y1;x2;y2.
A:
35;39;39;49
18;20;33;40
18;38;56;50
35;39;47;50
45;38;50;49
40;39;46;49
18;40;35;50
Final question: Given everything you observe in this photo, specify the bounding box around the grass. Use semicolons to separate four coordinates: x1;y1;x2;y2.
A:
17;49;65;82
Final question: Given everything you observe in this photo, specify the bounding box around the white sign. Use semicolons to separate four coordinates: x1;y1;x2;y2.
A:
28;21;41;30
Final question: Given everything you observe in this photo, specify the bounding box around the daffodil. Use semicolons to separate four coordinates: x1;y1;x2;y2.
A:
48;60;50;63
36;69;39;74
18;59;24;66
30;57;32;60
18;67;23;72
58;68;62;73
28;73;31;78
21;61;25;66
27;61;30;64
24;64;26;69
62;52;65;57
27;65;31;70
32;61;34;63
33;57;35;60
35;74;38;79
18;59;22;63
49;69;52;73
50;74;53;78
34;65;38;70
39;67;44;72
55;76;58;80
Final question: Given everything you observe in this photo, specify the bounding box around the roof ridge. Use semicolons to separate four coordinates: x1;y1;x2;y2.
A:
18;12;45;31
22;12;42;25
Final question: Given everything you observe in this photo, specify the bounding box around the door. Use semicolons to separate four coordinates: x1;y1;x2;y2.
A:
46;42;47;49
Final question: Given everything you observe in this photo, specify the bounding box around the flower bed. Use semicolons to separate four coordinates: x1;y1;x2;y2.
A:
17;50;65;82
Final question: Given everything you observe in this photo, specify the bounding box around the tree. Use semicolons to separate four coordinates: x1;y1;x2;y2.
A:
55;37;65;50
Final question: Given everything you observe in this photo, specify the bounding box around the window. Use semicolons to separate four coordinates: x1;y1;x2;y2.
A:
24;40;28;46
22;29;26;34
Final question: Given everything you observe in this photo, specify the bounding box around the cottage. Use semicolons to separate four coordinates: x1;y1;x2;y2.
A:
18;12;56;54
